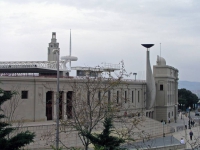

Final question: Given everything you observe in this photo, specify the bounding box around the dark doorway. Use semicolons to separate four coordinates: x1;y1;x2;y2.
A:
59;91;63;119
46;91;53;120
67;91;73;119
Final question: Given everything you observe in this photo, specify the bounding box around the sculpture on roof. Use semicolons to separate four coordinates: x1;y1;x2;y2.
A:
157;55;166;66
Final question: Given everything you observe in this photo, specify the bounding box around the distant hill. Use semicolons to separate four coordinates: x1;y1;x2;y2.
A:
179;81;200;98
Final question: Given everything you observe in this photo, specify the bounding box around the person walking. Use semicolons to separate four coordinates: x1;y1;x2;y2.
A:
191;120;193;127
192;120;195;127
189;130;193;140
185;125;187;129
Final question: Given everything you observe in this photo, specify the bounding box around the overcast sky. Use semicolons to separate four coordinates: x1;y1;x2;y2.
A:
0;0;200;81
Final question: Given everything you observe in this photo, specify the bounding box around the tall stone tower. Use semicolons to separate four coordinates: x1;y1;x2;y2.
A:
48;32;59;61
153;56;179;122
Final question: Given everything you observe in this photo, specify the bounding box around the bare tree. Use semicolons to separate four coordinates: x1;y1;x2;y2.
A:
1;85;24;124
59;62;133;150
63;78;120;149
58;61;154;150
38;61;150;150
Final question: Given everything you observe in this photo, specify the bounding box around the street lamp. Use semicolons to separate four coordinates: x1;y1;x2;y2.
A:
53;49;60;149
189;106;191;129
163;121;165;137
133;73;137;80
175;105;177;123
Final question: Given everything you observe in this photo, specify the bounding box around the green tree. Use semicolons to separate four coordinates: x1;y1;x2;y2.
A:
0;88;35;150
178;88;198;109
81;117;125;150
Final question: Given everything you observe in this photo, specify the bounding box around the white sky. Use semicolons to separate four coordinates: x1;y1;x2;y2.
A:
0;0;200;81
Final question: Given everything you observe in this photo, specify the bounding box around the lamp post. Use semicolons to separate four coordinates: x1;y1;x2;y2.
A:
175;105;177;123
163;121;165;137
53;49;60;149
133;73;137;80
189;106;191;129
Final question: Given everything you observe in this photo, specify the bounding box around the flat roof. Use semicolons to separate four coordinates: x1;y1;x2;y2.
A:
0;68;59;73
0;61;67;73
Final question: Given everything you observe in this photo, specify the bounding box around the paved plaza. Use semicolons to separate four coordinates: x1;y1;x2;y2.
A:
167;111;200;149
14;111;200;149
124;111;200;149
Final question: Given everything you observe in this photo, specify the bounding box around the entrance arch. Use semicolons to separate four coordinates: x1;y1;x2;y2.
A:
46;91;53;120
67;91;73;119
59;91;63;119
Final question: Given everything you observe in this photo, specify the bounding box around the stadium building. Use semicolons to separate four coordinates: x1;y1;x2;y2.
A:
0;32;179;123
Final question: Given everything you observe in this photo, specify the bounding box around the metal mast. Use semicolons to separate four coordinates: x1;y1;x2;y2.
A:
69;29;72;68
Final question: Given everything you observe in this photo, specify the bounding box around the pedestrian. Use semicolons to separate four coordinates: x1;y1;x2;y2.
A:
185;125;187;129
189;130;193;140
192;120;195;127
188;120;191;128
168;117;170;123
180;138;185;144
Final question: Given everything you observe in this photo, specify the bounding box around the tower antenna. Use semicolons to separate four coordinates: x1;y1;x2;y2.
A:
160;43;161;58
69;29;72;68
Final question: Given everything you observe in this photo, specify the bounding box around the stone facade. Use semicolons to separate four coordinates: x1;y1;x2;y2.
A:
153;55;179;122
0;76;150;122
0;33;179;123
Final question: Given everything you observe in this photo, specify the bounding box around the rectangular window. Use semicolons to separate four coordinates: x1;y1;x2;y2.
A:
108;91;111;103
138;91;140;102
90;71;97;77
21;91;28;99
98;91;101;101
160;84;163;91
125;91;127;103
132;91;134;103
77;70;86;76
117;91;119;103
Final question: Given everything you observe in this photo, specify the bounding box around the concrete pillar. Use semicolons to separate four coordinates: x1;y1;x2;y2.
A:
146;50;156;109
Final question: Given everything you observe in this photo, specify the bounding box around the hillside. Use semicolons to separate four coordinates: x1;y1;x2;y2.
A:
179;81;200;98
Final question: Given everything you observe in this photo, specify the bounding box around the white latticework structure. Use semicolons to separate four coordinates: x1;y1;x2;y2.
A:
103;63;120;71
0;61;68;71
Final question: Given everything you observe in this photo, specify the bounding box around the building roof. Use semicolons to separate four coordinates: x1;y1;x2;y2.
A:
0;61;67;73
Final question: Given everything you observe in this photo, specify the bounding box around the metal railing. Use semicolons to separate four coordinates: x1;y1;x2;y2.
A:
103;63;120;70
0;61;67;71
0;73;146;83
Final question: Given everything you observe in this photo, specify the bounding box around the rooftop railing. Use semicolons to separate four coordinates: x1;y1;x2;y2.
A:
0;73;146;82
0;61;67;71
